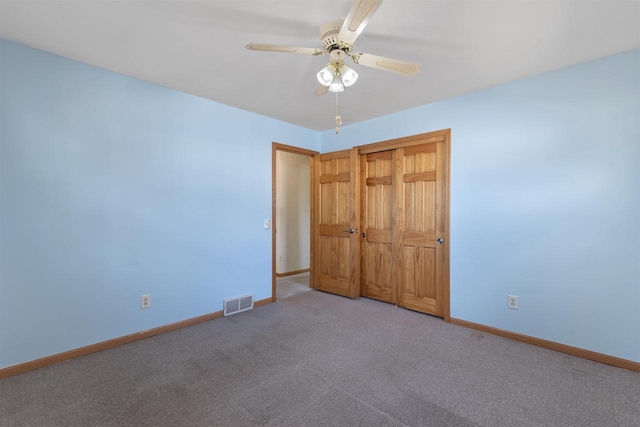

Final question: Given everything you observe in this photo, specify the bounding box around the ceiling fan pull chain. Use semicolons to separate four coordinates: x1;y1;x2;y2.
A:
335;92;342;134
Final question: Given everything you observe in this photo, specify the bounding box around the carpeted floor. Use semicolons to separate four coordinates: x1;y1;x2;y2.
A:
1;290;638;426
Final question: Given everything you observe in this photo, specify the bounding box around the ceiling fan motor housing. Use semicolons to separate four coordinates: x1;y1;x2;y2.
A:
320;21;346;51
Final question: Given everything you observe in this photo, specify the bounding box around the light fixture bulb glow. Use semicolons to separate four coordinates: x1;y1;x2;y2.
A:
316;65;334;87
328;70;345;93
340;64;358;87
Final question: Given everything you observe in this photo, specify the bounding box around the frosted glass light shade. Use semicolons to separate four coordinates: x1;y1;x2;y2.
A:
341;65;358;87
316;65;334;87
328;71;345;92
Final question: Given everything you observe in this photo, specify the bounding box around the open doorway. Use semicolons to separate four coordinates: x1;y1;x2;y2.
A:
272;143;318;301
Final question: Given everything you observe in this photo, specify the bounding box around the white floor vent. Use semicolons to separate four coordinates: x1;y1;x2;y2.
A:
223;294;254;316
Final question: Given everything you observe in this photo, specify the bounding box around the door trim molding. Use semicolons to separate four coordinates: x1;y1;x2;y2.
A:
355;129;451;155
450;317;640;372
356;129;451;321
272;143;319;302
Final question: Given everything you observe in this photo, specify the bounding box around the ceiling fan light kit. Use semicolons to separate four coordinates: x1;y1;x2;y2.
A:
245;0;420;130
316;50;359;93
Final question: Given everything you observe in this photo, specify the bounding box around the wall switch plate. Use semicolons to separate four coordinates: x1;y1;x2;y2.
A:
508;295;518;310
264;219;270;229
140;294;151;309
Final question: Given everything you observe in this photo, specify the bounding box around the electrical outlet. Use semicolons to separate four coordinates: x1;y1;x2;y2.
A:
140;294;151;309
264;219;270;229
508;295;518;310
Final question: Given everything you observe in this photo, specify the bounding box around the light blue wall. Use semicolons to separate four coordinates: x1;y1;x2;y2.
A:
322;50;640;363
0;40;320;369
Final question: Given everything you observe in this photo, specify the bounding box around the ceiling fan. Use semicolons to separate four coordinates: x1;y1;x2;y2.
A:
244;0;421;96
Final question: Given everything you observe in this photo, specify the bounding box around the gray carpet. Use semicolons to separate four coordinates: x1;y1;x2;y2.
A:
1;290;638;426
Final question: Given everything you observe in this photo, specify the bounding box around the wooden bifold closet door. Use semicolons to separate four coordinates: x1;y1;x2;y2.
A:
360;135;449;318
361;151;394;303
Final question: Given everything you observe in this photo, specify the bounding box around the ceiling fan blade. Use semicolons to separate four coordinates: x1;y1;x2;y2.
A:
314;83;328;96
338;0;383;45
352;52;421;76
244;43;323;56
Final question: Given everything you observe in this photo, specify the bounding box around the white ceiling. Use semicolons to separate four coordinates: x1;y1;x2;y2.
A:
1;1;639;131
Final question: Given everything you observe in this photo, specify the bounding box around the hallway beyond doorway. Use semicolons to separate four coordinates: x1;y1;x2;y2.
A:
276;272;311;300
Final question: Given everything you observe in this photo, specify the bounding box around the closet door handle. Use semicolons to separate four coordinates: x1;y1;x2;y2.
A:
343;228;357;234
437;238;444;244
